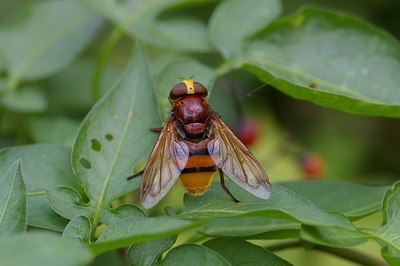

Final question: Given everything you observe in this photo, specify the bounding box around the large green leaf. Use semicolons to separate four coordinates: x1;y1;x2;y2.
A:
0;144;76;231
242;8;400;117
160;244;231;266
0;160;26;235
201;180;386;238
181;180;353;230
84;0;213;52
281;180;388;219
128;236;176;266
301;220;368;248
48;44;160;232
0;0;102;86
0;232;93;266
362;181;400;265
155;58;216;121
204;238;292;265
92;217;198;254
208;0;282;58
202;217;300;238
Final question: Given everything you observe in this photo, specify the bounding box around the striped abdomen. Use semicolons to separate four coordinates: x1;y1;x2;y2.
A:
179;139;216;195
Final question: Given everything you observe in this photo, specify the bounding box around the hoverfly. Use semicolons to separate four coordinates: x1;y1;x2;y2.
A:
128;80;271;209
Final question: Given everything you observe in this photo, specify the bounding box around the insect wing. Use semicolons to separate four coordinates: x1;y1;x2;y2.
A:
140;116;189;208
207;114;271;199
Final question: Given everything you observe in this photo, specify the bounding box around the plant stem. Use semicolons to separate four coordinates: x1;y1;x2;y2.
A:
91;27;124;102
266;240;388;266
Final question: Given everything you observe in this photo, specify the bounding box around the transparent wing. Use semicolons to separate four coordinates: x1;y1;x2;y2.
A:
140;116;189;208
207;113;271;199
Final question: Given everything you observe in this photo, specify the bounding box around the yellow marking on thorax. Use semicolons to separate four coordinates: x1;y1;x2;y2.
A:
182;79;195;94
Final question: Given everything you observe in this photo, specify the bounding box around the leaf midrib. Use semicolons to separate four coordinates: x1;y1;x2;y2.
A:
91;75;140;231
0;165;18;227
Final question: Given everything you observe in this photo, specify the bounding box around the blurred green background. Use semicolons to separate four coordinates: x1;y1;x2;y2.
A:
0;0;399;265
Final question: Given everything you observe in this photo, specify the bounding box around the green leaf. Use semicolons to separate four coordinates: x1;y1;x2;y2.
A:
181;180;353;230
47;187;144;225
160;244;231;266
155;58;216;121
204;238;293;265
46;186;92;224
301;181;400;259
90;251;125;266
1;87;47;113
0;144;78;231
0;0;102;86
45;59;121;112
69;43;160;230
208;0;282;58
27;195;69;232
84;0;213;52
104;204;146;225
381;247;400;266
27;116;80;145
128;236;177;266
92;217;198;254
362;181;400;264
243;8;400;117
202;217;300;238
0;160;26;235
301;221;368;247
134;16;211;52
0;232;93;266
281;180;388;219
62;215;92;244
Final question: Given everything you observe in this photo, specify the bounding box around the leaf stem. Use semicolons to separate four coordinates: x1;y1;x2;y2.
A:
266;240;388;266
91;27;124;102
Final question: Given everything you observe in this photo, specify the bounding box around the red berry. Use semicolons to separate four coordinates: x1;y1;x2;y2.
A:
299;153;326;179
235;118;260;147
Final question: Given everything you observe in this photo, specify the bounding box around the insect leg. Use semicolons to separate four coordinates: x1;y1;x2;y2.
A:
150;127;163;133
219;168;241;204
126;169;144;180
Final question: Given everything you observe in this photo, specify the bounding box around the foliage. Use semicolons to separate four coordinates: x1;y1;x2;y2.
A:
0;0;399;265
